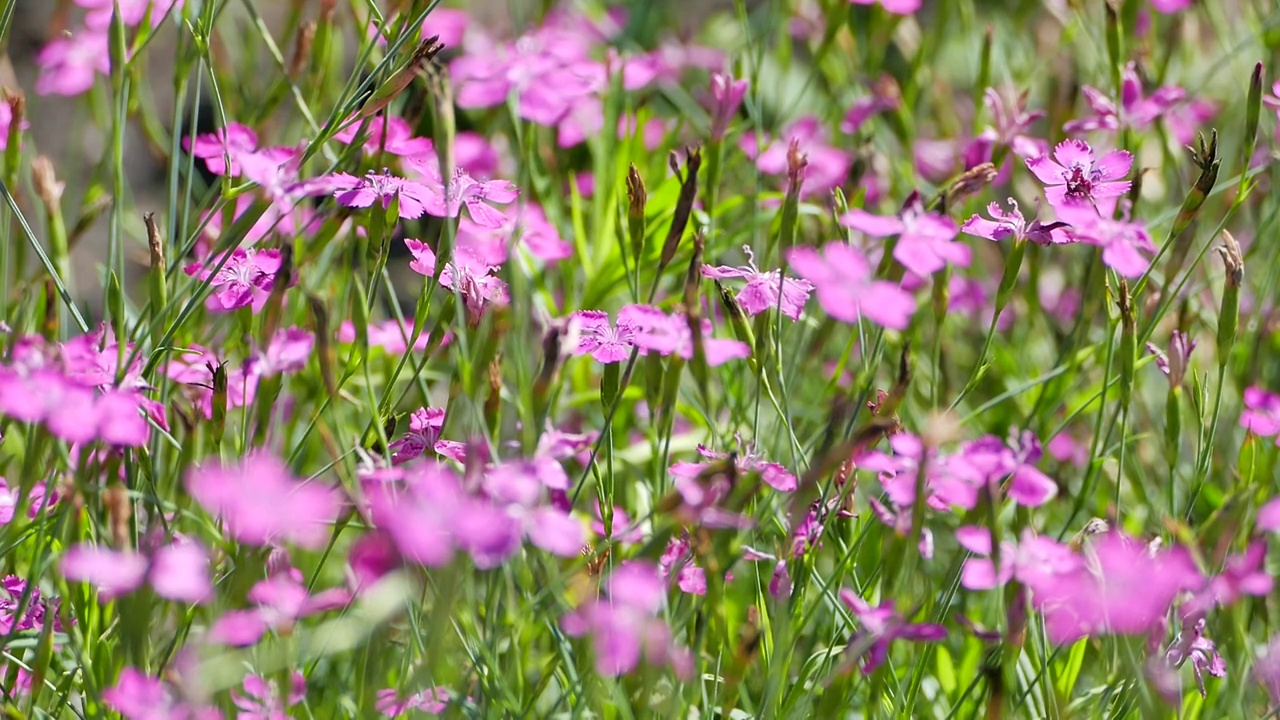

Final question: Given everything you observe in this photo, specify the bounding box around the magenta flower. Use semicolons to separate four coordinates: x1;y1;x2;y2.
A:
35;29;111;97
332;115;435;159
186;452;342;549
1065;62;1214;145
406;161;519;228
102;668;219;720
786;242;915;329
1256;634;1280;705
76;0;184;29
842;199;969;277
1182;540;1272;619
960;199;1069;245
0;365;152;447
1165;617;1225;698
0;576;63;635
669;438;797;492
848;0;922;14
955;431;1060;507
404;240;510;317
183;247;282;313
232;672;305;720
388;407;448;465
337;319;433;354
1023;533;1201;644
1145;330;1196;387
838;589;946;674
1026;139;1132;212
702;245;813;321
1241;386;1280;439
964;86;1048;171
183;122;260;177
330;170;435;219
0;99;29;151
376;686;452;717
569;305;664;363
561;561;693;678
709;72;749;140
210;571;351;646
1055;203;1156;277
1150;0;1192;11
956;526;1015;590
61;541;212;604
246;327;314;378
742;116;852;196
164;345;257;419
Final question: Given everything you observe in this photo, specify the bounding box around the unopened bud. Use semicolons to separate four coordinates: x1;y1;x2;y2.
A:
1216;230;1243;288
144;212;169;318
944;162;997;210
1216;230;1242;361
1117;278;1136;409
31;156;64;211
709;72;748;141
660;146;702;270
626;164;646;263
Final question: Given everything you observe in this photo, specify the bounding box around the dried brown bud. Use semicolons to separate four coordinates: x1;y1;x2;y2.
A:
3;88;24;128
786;139;809;189
1068;517;1110;552
290;22;315;78
659;146;702;269
946;162;997;207
31;156;64;210
143;212;165;270
1216;230;1243;288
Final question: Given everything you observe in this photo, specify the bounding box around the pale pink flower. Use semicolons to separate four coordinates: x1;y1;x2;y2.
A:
842;197;969;277
702;245;813;320
186;453;342;549
1026;139;1132;212
786;242;915;329
182;247;282;313
848;0;922;14
231;672;305;720
35;29;111;97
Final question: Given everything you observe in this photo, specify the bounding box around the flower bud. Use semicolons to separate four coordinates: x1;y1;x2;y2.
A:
31;156;64;211
660;147;702;271
1216;230;1243;360
626;164;647;264
1117;278;1136;410
709;72;748;141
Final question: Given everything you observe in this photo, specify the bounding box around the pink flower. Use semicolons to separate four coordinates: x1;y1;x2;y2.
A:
210;572;351;646
960;199;1069;245
183;123;260;177
1164;617;1225;698
670;439;797;493
0;576;63;635
1023;533;1201;644
246;327;314;378
786;242;915;329
1065;62;1214;145
35;29;111;97
561;562;693;678
60;541;212;604
743;116;851;196
102;668;219;720
701;245;813;320
330;170;435;219
709;72;749;140
331;115;435;159
1145;330;1196;386
376;686;452;716
842;197;969;276
186;452;342;549
838;590;947;674
403;240;510;317
183;247;282;313
387;406;447;465
336;319;432;354
1182;541;1272;618
232;673;305;720
1149;0;1192;13
1055;203;1156;277
405;161;519;228
1026;139;1132;212
0;99;28;151
1241;386;1280;439
569;306;653;363
848;0;922;14
76;0;184;29
964;86;1048;171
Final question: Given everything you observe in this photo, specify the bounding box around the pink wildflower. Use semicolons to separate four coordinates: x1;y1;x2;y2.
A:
403;239;510;316
561;562;693;678
35;30;111;97
210;571;351;646
1055;203;1156;277
232;673;305;720
186;452;342;549
183;247;282;313
961;198;1069;245
838;589;947;673
406;160;519;228
709;72;749;140
842;196;970;277
786;242;915;329
1026;139;1132;212
376;686;452;716
330;170;435;219
701;245;813;321
60;541;212;604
